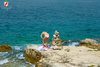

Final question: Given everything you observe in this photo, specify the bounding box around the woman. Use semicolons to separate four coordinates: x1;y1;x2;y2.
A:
52;30;61;46
40;32;49;47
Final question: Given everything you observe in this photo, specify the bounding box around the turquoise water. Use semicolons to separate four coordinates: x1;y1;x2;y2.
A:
0;0;100;45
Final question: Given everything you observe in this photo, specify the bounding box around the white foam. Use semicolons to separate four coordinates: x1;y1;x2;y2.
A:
69;42;79;46
0;59;9;65
0;52;8;56
16;53;24;59
31;64;35;67
13;46;22;51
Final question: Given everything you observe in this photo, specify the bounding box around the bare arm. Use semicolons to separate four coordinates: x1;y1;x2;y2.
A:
40;33;42;38
40;32;44;39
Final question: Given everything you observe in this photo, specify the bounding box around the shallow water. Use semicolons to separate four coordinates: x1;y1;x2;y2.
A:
0;46;35;67
0;0;100;45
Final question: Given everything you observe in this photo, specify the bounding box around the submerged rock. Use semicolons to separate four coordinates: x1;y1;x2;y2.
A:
24;48;42;64
0;45;12;52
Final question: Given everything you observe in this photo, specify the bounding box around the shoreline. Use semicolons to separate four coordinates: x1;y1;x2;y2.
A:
0;38;100;67
0;38;100;46
0;45;100;67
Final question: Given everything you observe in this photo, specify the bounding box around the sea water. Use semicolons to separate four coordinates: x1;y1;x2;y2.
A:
0;0;100;45
0;46;35;67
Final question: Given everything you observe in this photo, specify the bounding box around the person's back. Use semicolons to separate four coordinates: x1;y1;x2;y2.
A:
40;32;49;46
41;32;49;38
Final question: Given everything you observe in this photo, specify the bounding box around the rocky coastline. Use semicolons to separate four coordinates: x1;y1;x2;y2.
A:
0;38;100;67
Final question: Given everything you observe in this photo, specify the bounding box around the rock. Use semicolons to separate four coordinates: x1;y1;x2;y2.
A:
50;63;67;67
27;45;100;67
24;48;42;64
80;38;98;46
80;39;100;50
64;48;70;52
0;45;12;52
35;62;50;67
51;46;63;50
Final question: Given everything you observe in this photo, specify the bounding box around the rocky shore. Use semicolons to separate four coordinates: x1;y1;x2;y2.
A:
0;38;100;67
25;45;100;67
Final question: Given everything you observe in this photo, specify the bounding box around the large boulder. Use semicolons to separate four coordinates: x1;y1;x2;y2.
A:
24;48;42;64
80;39;100;50
80;38;98;46
0;45;12;52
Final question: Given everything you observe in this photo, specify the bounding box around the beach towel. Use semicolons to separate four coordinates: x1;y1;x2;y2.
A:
37;44;51;51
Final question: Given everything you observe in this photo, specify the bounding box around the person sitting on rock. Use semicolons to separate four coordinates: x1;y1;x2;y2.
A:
40;32;49;47
52;30;62;46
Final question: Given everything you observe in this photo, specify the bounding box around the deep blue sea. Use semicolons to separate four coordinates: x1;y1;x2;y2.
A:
0;0;100;45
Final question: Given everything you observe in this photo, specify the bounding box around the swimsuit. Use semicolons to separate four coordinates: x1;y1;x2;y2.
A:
45;34;49;38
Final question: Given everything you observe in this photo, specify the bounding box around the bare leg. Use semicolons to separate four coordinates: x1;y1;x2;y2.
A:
43;37;49;46
42;38;45;46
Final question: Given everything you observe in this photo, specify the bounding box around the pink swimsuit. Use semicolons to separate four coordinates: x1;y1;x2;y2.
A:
45;34;49;38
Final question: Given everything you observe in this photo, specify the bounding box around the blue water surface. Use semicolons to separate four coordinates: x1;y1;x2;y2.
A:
0;0;100;45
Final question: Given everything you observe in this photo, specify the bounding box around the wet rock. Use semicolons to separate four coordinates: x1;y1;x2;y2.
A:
79;39;100;50
0;45;12;52
80;38;98;46
24;48;42;64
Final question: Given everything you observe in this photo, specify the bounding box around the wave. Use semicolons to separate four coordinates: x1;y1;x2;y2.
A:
16;53;24;59
12;46;23;51
0;52;8;56
62;40;79;46
0;59;9;65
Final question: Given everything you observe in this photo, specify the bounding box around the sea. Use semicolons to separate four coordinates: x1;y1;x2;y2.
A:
0;0;100;45
0;0;100;66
